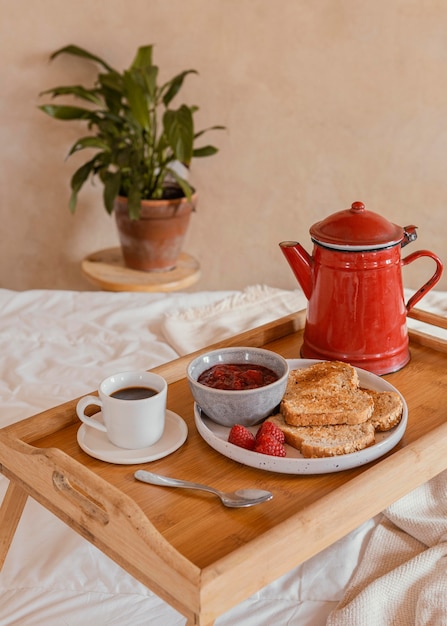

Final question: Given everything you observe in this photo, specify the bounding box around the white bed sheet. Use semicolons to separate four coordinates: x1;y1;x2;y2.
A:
0;286;444;626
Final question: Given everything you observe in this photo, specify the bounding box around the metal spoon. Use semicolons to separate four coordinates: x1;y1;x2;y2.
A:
134;470;273;508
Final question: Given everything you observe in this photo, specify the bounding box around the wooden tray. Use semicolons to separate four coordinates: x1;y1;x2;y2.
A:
1;308;447;626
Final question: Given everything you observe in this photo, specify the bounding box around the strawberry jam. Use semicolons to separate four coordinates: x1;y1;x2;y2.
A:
197;364;279;390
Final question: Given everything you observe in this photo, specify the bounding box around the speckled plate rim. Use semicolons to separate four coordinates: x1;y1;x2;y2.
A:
194;359;408;475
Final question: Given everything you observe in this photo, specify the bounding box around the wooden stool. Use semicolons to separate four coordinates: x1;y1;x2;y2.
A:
81;247;201;292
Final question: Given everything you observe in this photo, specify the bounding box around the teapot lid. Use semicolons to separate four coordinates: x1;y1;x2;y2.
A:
310;201;405;250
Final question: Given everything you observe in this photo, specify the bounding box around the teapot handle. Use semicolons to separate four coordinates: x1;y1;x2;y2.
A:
402;250;444;312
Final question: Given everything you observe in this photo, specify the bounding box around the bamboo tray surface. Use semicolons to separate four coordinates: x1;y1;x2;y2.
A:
1;307;447;625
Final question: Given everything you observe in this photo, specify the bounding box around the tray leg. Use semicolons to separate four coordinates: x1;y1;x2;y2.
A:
185;615;215;626
0;480;28;569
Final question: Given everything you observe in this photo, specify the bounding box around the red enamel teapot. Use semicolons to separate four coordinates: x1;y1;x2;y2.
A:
280;201;443;375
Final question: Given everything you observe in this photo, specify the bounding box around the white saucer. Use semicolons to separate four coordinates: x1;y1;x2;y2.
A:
77;409;188;464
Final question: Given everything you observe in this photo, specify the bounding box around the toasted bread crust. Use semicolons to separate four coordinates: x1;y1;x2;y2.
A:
266;413;375;458
282;361;359;398
267;361;404;458
281;389;374;426
280;361;373;426
363;389;403;431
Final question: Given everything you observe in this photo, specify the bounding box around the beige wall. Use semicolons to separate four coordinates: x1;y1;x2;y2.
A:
1;0;446;293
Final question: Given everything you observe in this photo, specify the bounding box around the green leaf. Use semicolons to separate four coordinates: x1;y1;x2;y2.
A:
67;136;111;156
127;185;142;220
50;45;117;74
103;171;121;214
163;105;194;164
39;85;103;105
69;158;96;212
161;70;197;106
38;104;98;121
192;145;218;157
194;124;226;139
167;174;193;200
123;69;150;130
140;64;158;99
131;45;153;69
98;71;123;94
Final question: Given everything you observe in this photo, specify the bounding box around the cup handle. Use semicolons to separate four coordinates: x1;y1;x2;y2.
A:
76;395;107;432
402;250;444;312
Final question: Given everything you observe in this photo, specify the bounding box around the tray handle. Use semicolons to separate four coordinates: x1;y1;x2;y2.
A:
408;307;447;330
407;307;447;353
52;470;109;526
0;432;200;612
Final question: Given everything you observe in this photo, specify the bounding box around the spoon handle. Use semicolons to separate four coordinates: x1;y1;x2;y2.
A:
134;470;219;496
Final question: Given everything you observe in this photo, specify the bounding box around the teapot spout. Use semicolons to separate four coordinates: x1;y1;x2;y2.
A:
279;241;314;300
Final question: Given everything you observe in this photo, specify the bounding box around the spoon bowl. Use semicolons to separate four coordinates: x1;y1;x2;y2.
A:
134;470;273;508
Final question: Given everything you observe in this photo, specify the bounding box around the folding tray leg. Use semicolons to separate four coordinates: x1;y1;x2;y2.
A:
0;479;28;569
184;611;217;626
185;617;215;626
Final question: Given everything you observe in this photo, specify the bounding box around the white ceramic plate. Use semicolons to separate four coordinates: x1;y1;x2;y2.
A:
77;409;188;464
194;359;408;475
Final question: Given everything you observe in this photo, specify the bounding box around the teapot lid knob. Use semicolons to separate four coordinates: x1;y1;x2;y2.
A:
351;201;365;213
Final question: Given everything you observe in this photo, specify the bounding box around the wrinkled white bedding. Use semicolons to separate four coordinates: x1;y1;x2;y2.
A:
0;286;445;626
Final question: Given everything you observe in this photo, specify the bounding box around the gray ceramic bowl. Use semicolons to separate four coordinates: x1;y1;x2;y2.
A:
186;347;289;427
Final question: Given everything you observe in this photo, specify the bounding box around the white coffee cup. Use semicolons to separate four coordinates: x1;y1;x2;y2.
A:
76;371;167;449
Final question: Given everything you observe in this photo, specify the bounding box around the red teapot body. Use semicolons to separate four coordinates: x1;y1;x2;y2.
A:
280;201;443;375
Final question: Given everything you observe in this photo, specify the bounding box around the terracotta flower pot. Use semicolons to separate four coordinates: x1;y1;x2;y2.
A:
114;193;197;272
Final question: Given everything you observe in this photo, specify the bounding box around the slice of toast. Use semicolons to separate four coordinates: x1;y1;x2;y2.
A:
280;387;374;426
363;389;403;431
280;361;374;427
266;413;376;458
282;361;359;398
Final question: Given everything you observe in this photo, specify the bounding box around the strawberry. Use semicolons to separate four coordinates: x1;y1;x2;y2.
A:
254;434;287;457
228;424;256;450
255;421;285;444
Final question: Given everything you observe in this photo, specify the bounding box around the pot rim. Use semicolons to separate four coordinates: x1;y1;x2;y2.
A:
115;191;198;207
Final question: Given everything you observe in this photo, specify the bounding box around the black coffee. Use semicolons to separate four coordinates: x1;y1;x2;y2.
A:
110;386;158;400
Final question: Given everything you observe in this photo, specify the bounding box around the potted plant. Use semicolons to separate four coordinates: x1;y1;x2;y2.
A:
39;44;224;271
